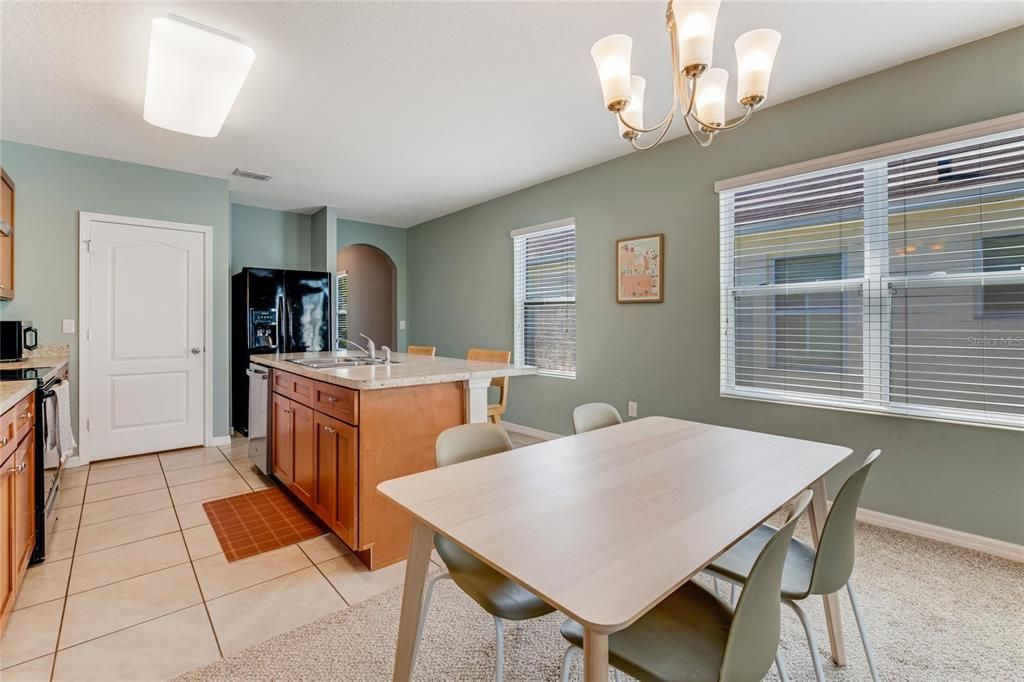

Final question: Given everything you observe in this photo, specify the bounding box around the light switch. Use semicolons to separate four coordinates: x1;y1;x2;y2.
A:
399;320;407;330
62;319;76;334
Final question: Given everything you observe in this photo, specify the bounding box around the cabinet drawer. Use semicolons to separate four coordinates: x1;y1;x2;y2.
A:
0;405;16;462
311;383;357;425
13;394;33;444
272;370;358;426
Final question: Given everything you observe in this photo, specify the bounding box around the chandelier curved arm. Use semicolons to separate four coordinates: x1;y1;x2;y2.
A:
680;109;715;148
630;113;677;151
682;76;756;133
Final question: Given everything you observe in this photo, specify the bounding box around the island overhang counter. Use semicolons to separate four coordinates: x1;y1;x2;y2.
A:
250;351;535;570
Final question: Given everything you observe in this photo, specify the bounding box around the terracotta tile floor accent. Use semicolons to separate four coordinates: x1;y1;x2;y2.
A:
203;488;327;562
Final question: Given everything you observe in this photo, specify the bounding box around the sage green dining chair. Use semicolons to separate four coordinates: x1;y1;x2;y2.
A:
412;423;555;681
707;450;882;682
560;490;814;682
572;402;623;434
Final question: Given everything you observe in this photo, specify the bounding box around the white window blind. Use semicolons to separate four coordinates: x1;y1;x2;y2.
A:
336;272;348;350
513;220;577;378
720;130;1024;429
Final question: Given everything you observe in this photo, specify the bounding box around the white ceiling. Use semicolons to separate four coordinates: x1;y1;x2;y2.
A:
2;2;1021;227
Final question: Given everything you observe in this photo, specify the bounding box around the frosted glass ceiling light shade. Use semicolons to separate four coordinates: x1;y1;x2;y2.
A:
617;76;646;140
143;15;256;138
695;67;728;127
673;0;721;75
591;34;633;112
735;29;781;107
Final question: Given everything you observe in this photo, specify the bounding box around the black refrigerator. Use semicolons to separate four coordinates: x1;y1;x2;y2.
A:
231;267;332;435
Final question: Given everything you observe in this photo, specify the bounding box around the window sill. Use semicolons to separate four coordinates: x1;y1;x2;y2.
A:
720;386;1023;432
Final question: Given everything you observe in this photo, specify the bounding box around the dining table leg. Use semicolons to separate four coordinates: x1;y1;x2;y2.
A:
392;520;435;681
809;477;848;666
582;629;609;682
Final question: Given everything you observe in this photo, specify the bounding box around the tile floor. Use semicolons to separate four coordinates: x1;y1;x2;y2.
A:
1;430;545;681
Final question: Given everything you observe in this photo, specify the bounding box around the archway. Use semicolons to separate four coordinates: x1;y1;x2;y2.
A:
336;244;397;349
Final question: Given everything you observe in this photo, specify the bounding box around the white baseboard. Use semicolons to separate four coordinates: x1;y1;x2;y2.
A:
501;421;562;441
504;420;1022;563
205;435;232;447
854;507;1023;563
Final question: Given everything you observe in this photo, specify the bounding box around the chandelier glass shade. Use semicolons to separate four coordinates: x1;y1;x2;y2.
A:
590;1;780;150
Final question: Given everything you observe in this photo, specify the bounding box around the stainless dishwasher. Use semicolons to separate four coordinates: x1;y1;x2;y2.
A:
246;364;270;474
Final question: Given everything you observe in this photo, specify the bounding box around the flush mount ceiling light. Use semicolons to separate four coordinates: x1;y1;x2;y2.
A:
143;15;255;138
590;0;780;151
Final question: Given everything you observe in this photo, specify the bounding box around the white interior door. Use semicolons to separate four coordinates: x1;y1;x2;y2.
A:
84;217;205;460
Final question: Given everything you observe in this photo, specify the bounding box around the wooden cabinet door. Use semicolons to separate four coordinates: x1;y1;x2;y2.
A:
0;454;14;630
271;394;294;485
330;419;358;548
310;413;337;524
13;433;34;573
0;171;13;301
289;402;315;506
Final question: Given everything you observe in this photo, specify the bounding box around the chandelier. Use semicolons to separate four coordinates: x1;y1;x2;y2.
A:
590;1;781;150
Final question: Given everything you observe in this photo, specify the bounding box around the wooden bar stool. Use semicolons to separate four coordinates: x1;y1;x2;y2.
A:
406;345;436;356
466;348;511;424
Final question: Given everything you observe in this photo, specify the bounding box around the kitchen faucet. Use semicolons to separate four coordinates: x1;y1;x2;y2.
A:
341;334;375;360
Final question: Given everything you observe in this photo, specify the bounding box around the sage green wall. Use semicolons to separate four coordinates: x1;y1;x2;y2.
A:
0;140;232;438
230;203;311;273
407;28;1024;544
337;218;408;350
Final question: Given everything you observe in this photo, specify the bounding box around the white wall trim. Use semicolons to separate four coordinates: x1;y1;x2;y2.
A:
501;420;562;441
503;420;1022;563
205;435;232;447
853;507;1023;563
78;211;214;464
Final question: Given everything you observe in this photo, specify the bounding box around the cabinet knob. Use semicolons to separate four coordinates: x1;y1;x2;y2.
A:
326;396;337;403
323;426;336;434
283;407;293;414
0;437;8;446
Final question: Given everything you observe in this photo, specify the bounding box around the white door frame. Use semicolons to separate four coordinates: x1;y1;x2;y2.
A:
78;211;214;464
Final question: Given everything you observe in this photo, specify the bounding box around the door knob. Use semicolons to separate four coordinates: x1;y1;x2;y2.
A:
191;347;201;354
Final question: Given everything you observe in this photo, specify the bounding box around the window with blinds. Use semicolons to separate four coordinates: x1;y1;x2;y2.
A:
720;130;1024;428
512;219;577;378
336;272;348;350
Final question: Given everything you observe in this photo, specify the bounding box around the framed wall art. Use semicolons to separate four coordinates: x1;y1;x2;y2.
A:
616;233;664;303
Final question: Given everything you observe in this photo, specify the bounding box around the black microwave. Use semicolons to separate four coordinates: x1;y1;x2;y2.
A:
0;320;38;362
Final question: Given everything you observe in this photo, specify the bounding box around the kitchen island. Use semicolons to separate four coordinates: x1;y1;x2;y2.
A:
251;351;534;570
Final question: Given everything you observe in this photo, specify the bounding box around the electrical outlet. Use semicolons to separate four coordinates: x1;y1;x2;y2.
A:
627;401;638;418
62;319;76;334
399;320;407;330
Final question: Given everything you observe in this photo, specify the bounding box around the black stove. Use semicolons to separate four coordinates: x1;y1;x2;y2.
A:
0;366;55;383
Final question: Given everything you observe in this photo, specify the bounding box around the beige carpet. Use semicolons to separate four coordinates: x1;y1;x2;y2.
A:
176;521;1024;681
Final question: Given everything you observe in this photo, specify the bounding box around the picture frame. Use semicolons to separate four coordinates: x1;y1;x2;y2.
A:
616;233;664;303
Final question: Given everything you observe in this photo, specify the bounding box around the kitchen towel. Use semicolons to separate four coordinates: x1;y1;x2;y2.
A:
53;381;77;458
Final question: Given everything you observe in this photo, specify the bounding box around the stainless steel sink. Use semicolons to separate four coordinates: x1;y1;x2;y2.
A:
287;357;399;369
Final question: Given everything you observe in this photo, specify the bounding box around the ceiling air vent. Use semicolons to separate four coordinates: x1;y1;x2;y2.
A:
231;168;272;182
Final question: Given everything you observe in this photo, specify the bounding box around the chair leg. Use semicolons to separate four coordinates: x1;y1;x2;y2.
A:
775;649;790;682
411;572;451;674
560;645;579;682
847;583;881;682
784;599;825;682
494;616;505;682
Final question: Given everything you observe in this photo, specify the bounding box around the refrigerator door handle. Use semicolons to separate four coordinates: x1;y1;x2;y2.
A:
276;294;284;351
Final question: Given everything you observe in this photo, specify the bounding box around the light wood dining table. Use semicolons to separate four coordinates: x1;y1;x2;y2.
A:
379;416;853;681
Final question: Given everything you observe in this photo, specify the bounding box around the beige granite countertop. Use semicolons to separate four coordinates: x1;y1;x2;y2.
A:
251;351;536;390
0;380;36;415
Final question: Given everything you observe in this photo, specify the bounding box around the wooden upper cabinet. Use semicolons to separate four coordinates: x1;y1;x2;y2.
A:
0;169;14;300
271;393;295;485
289;402;315;507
